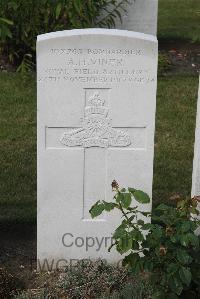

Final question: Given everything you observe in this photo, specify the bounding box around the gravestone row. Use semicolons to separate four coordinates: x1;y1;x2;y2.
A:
106;0;158;36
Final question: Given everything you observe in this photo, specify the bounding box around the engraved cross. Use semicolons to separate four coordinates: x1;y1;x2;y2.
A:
60;91;131;219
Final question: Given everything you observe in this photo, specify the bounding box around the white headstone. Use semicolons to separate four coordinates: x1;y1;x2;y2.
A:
192;77;200;197
37;29;158;268
102;0;158;36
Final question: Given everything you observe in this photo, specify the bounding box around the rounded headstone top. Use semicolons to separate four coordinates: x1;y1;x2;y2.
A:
37;28;157;43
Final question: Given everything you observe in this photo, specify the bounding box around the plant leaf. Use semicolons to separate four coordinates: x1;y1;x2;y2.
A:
116;192;124;203
0;17;13;25
55;3;62;19
89;201;104;218
179;266;192;286
118;235;132;253
128;187;135;193
177;249;192;265
155;203;169;211
121;193;132;208
103;201;117;211
132;190;150;204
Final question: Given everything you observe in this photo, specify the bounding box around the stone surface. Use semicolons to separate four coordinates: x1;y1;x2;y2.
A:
192;77;200;197
102;0;158;36
37;29;158;267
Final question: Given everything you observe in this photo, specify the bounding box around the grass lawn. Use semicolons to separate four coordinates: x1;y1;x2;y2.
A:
0;73;199;224
158;0;200;41
0;73;36;225
154;74;199;202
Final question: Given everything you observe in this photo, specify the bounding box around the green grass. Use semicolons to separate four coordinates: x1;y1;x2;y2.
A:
154;74;199;202
0;73;36;225
0;73;199;224
158;0;200;41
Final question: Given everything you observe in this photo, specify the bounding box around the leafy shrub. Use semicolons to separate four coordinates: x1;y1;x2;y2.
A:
0;0;128;69
90;180;200;298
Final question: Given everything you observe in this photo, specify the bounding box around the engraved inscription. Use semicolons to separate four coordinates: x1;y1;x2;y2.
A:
38;46;156;84
50;48;144;56
60;92;131;148
39;67;155;84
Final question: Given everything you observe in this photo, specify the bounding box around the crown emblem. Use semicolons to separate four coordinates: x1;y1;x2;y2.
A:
88;92;105;107
85;92;108;117
60;91;131;148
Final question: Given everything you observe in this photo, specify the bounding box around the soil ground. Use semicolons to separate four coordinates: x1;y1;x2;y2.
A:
0;226;37;290
159;40;200;74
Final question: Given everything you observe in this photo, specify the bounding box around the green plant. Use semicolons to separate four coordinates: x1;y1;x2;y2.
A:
90;180;200;298
158;52;171;76
0;0;129;70
0;17;13;42
16;54;35;73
